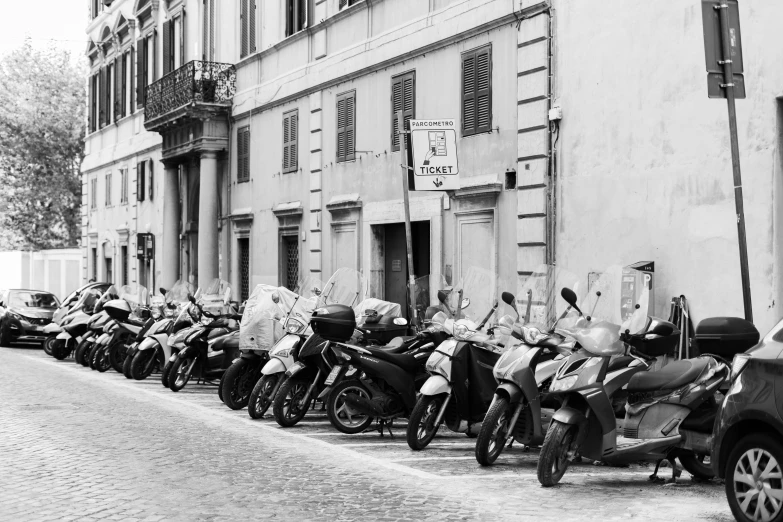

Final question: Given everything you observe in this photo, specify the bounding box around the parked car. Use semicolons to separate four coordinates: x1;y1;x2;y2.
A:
0;289;60;346
712;317;783;522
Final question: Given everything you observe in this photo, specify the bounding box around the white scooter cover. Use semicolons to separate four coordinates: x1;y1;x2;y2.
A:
353;298;401;322
275;286;318;332
239;284;286;352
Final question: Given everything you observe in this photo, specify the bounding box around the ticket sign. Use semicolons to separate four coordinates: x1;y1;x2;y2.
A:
409;119;459;191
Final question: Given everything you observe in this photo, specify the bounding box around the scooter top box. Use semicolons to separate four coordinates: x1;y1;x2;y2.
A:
311;304;357;342
693;317;759;357
359;314;409;344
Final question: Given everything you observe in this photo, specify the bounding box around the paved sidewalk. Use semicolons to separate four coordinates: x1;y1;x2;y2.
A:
0;346;733;521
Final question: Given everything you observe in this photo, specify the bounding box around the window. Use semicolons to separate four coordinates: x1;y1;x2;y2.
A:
92;0;100;19
91;178;98;209
114;49;133;120
136;32;156;108
237;126;250;182
391;71;415;152
336;91;356;163
339;0;361;9
121;246;128;285
281;235;299;291
461;45;492;137
282;110;298;173
240;0;257;58
163;15;185;75
92;248;98;280
137;161;146;202
105;172;112;206
120;169;128;204
89;73;98;133
238;238;250;301
286;0;306;37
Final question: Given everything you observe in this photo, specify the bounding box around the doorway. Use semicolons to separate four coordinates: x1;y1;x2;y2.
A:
383;221;430;319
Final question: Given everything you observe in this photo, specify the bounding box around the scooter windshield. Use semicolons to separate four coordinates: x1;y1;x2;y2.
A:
162;280;194;319
200;278;234;316
431;266;496;339
94;285;120;313
239;284;286;352
556;265;650;357
71;286;105;314
119;284;150;320
317;268;368;311
518;264;585;331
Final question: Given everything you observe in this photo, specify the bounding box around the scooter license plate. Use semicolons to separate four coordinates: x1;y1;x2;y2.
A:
324;365;342;386
286;361;305;377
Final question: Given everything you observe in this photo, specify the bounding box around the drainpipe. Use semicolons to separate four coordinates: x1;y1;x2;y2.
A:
546;5;558;266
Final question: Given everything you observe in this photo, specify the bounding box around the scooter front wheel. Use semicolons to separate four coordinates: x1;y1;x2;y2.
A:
475;396;512;466
43;335;56;356
160;356;175;387
272;377;310;427
122;350;134;379
406;395;444;451
169;356;196;392
95;347;112;372
326;379;374;434
248;373;279;419
75;340;93;366
131;349;157;380
221;359;258;410
537;420;577;487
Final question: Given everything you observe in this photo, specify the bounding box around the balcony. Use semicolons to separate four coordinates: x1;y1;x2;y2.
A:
144;60;236;132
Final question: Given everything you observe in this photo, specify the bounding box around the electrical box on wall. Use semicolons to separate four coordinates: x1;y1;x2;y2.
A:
548;106;563;121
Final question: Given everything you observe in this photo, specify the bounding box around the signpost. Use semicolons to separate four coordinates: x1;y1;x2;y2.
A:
398;111;418;327
701;0;752;322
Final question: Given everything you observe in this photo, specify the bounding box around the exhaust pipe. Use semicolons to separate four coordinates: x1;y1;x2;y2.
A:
342;394;383;417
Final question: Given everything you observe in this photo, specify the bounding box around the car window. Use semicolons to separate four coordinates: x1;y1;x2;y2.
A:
8;291;59;309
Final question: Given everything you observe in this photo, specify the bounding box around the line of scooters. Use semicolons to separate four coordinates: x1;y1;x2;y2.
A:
44;263;758;488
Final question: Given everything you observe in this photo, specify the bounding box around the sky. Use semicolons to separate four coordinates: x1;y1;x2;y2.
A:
0;0;88;60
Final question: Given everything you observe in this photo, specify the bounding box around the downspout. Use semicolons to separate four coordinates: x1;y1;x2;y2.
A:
546;4;558;266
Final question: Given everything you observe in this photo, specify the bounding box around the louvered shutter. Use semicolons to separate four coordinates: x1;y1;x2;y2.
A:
238;127;250;182
240;0;248;58
289;112;297;171
475;47;491;133
345;93;355;161
391;72;415;151
391;77;402;150
152;31;158;81
462;51;476;135
99;67;107;127
114;59;121;121
282;115;290;171
209;0;215;61
120;53;127;118
129;48;135;111
339;0;347;8
180;12;186;68
148;160;154;200
249;0;256;53
162;20;171;75
88;74;95;132
336;96;346;162
137;162;145;202
136;40;144;108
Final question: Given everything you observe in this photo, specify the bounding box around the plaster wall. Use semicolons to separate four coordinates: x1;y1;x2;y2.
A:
553;0;783;332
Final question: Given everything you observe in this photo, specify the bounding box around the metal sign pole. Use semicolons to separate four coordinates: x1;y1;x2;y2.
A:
717;3;752;322
398;110;418;328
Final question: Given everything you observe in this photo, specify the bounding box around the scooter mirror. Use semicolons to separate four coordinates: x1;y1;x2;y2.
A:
437;290;448;304
312;287;321;296
159;287;168;295
188;294;196;304
560;287;578;306
271;292;280;304
501;291;515;306
461;298;471;310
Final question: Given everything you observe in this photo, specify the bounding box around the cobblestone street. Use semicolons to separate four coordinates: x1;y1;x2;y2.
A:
0;346;735;522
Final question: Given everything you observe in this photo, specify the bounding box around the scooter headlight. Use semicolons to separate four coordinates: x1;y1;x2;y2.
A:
522;326;549;345
549;374;579;392
453;323;475;341
285;319;304;334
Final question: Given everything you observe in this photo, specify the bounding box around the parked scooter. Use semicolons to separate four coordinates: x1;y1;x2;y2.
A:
406;267;507;450
475;265;585;465
54;286;116;361
44;283;109;356
270;268;367;427
318;299;446;435
92;285;153;373
224;278;321;411
535;265;719;487
125;280;194;382
168;279;240;392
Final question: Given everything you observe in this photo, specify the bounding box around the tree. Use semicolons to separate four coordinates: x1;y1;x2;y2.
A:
0;39;85;250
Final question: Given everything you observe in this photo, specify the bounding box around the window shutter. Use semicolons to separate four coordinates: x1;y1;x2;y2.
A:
136;41;144;108
282;115;290;171
209;0;215;61
238;127;250;182
345;93;355;161
475;47;492;133
180;12;186;68
391;76;402;150
88;74;95;132
202;0;208;60
240;0;249;58
152;31;158;82
462;51;476;135
391;72;415;151
339;0;347;9
120;53;127;118
99;68;106;127
162;20;171;75
249;0;256;53
289;112;297;171
336;96;346;162
115;58;122;121
148;160;154;200
137;162;145;202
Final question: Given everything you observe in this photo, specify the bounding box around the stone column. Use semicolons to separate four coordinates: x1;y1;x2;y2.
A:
198;151;219;289
162;162;180;289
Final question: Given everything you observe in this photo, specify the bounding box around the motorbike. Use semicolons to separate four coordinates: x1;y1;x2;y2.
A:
270;268;367;427
224;278;321;411
406;266;508;450
125;280;195;382
168;279;241;392
317;298;446;435
474;264;586;465
92;285;153;373
44;284;105;357
536;265;707;486
53;286;115;361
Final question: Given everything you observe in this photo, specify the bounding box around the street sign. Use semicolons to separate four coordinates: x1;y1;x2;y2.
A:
702;0;745;99
409;119;459;191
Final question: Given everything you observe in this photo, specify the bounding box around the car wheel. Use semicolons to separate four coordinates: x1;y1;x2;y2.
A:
0;323;11;347
726;434;783;522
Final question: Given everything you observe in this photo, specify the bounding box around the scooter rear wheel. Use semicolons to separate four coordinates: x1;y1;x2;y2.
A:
406;395;443;451
248;374;279;419
475;396;512;466
537;420;577;487
326;379;374;434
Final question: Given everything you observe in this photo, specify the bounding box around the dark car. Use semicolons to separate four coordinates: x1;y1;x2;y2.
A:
712;317;783;522
0;289;60;346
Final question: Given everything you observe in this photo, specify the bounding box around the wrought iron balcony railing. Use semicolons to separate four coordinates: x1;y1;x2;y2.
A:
144;60;236;122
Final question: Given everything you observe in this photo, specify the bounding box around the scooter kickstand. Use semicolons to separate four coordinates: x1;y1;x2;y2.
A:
665;458;682;484
649;459;664;482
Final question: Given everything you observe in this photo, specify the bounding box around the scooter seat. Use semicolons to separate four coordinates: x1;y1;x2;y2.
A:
626;358;710;392
376;336;415;354
363;345;421;372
